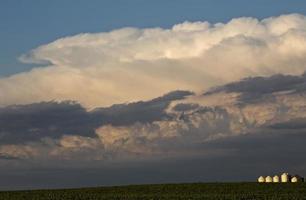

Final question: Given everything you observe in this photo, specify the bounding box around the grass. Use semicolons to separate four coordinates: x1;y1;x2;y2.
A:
0;182;306;200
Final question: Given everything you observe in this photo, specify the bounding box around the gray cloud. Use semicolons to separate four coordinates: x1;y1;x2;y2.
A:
205;73;306;104
0;101;95;144
269;118;306;129
92;90;194;126
1;72;306;189
172;103;200;112
1;129;306;190
0;154;19;160
0;90;192;144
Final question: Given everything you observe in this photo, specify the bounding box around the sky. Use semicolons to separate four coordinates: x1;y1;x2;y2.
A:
2;0;306;190
1;0;306;76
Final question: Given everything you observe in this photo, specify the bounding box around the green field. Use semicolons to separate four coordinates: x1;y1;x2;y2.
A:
1;183;306;200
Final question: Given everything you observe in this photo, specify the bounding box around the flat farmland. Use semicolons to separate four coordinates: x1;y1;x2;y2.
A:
1;182;306;200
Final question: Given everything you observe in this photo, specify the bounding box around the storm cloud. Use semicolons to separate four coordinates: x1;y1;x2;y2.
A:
2;14;306;108
205;73;306;104
0;90;192;144
1;13;306;189
2;71;306;163
1;123;306;190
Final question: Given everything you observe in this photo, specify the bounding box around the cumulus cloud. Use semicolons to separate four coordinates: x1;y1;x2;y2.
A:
2;129;306;190
0;103;233;161
3;14;306;188
0;101;96;144
2;72;306;162
1;14;306;108
0;90;191;145
2;71;306;163
205;73;306;104
1;72;306;190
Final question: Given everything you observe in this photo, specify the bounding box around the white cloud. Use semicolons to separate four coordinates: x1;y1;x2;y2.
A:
2;81;306;163
0;144;39;159
1;14;306;108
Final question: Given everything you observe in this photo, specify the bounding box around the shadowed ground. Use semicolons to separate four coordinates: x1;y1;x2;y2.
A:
0;182;305;200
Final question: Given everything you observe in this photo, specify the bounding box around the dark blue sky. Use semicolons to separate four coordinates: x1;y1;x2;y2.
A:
1;0;306;76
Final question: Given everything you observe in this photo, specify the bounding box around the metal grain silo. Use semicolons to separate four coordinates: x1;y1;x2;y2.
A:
258;176;265;183
291;176;298;183
281;173;289;183
273;175;280;183
265;176;273;183
291;175;303;183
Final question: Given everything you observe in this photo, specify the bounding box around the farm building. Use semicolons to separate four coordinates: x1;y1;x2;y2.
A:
273;175;280;183
291;175;304;183
258;176;265;183
281;173;291;183
258;172;304;183
265;176;273;183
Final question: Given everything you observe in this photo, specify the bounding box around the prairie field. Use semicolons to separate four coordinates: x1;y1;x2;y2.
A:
1;182;306;200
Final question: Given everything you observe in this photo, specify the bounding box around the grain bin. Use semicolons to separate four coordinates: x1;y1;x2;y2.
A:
281;173;289;183
273;175;280;183
291;176;298;183
265;176;273;183
291;175;303;183
258;176;265;183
